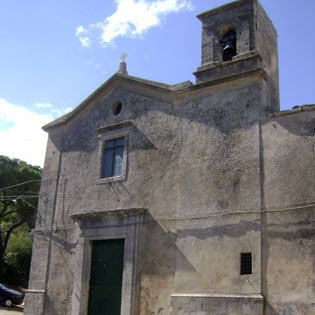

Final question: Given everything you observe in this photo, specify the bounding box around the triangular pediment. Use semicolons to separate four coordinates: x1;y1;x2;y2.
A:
43;73;193;132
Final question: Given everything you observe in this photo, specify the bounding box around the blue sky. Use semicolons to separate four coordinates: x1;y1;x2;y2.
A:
0;0;314;166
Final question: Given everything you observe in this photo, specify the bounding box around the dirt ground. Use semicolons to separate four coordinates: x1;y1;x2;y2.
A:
0;305;23;315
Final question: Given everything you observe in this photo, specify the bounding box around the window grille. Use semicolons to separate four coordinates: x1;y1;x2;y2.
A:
240;253;252;275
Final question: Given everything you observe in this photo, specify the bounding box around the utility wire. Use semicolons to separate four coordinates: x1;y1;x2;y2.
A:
19;198;37;210
0;179;42;191
34;202;315;233
0;195;40;198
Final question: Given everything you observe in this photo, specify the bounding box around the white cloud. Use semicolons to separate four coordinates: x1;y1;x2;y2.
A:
50;108;63;116
76;25;91;48
76;0;193;47
50;107;72;117
76;25;87;36
0;99;72;167
35;102;54;109
0;98;54;167
64;107;72;114
79;36;90;48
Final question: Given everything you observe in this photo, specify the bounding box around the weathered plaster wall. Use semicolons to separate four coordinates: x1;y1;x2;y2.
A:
43;229;77;315
261;111;315;315
174;79;263;299
26;71;315;315
26;85;315;315
263;112;314;206
255;0;279;111
38;84;182;315
24;131;64;315
27;72;266;315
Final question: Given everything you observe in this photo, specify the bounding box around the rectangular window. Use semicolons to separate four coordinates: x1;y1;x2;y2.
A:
103;137;125;178
240;252;252;275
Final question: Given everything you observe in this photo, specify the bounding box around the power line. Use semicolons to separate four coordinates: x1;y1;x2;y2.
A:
19;198;37;210
34;202;315;233
0;195;40;198
0;176;57;191
0;196;40;202
0;179;42;191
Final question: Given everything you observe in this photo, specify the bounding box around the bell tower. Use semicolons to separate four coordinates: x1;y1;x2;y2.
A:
194;0;279;112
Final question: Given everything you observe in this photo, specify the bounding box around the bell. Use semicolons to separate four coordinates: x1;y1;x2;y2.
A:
223;40;236;53
221;30;236;61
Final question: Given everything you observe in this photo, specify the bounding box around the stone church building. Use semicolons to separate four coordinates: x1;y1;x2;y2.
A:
24;0;314;314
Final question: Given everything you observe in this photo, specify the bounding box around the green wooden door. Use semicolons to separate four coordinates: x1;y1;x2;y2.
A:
87;239;125;315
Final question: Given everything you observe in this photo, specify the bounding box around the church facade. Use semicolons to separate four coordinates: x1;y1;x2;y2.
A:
24;0;315;314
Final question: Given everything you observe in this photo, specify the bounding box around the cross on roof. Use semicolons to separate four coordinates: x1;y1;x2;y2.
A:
120;53;128;62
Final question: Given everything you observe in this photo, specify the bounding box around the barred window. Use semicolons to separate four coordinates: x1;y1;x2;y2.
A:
240;253;252;275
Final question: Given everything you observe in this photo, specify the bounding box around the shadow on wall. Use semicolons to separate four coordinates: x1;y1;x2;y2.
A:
271;111;315;137
43;229;78;315
264;301;313;315
136;211;197;314
42;295;58;315
47;86;315;159
60;120;158;154
139;212;198;275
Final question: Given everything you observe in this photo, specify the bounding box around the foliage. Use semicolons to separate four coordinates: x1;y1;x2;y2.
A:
0;155;42;287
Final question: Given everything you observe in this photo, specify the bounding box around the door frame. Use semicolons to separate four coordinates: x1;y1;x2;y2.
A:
71;208;146;315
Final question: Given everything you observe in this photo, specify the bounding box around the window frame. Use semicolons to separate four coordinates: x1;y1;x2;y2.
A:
102;137;125;179
96;121;132;184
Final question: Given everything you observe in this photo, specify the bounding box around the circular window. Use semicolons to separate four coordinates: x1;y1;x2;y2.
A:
112;102;122;116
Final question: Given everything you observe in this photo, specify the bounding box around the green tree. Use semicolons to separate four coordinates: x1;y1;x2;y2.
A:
0;155;42;287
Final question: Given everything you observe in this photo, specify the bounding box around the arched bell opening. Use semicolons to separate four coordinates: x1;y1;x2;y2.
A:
220;26;237;62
